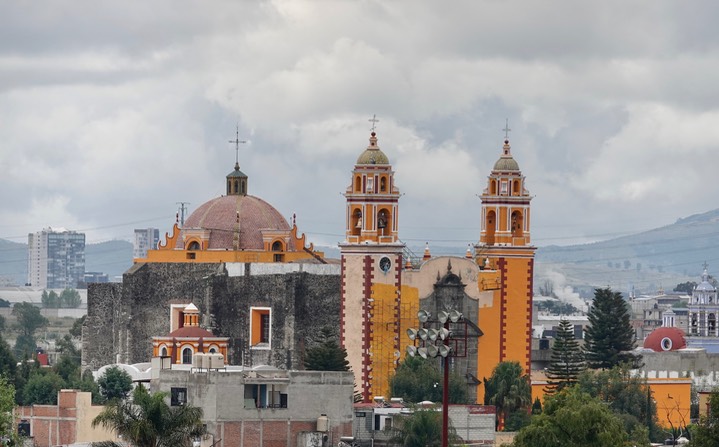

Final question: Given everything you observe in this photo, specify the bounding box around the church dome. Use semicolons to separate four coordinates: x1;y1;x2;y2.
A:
643;327;687;352
356;132;390;165
179;195;290;250
493;139;520;171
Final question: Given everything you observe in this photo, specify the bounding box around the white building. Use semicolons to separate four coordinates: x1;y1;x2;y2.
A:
133;227;159;259
27;227;85;289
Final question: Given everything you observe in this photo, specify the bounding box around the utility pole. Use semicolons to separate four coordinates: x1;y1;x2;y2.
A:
176;202;190;226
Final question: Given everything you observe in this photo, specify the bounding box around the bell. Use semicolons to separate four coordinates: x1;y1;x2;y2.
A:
355;220;362;229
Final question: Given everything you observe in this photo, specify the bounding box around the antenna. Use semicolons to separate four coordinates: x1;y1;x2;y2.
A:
176;202;190;226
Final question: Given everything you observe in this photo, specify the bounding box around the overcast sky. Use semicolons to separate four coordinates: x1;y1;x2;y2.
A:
1;1;718;253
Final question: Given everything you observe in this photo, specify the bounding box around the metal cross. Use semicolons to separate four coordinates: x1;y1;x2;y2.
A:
229;124;247;165
369;114;380;132
502;119;511;139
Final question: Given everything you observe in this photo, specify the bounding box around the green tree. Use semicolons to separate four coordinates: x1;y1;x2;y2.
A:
97;366;133;402
13;334;37;359
0;298;10;308
0;335;16;380
41;290;58;308
0;314;5;333
577;366;659;443
92;384;205;447
0;375;16;442
691;390;719;446
390;356;468;404
304;327;350;371
673;281;697;294
545;319;585;394
23;371;65;405
70;315;86;338
389;407;462;447
59;288;82;308
483;361;531;431
12;302;48;340
584;288;641;369
511;387;628;447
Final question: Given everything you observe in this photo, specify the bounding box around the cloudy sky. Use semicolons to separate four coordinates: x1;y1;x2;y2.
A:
1;1;718;254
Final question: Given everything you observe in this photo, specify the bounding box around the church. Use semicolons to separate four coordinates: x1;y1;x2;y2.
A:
83;126;535;405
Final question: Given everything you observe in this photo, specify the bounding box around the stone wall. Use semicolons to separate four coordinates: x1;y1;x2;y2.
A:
83;262;341;371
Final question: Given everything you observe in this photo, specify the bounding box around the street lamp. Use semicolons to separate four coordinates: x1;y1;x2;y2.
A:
407;308;472;447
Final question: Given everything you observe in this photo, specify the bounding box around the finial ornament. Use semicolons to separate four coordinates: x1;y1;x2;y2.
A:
369;114;380;132
502;118;511;140
229;124;247;169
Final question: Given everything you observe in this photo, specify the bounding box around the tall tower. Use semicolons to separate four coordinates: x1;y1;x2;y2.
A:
475;137;535;400
340;130;404;402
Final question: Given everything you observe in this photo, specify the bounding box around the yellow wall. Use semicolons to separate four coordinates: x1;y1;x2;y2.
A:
140;248;322;264
369;283;403;399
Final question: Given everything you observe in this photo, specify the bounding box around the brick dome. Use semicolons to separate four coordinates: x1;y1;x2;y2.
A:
178;195;290;250
643;327;687;352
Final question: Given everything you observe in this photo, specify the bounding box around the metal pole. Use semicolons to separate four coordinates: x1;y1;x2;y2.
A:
442;322;450;447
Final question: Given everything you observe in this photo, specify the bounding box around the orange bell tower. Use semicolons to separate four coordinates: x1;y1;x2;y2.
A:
340;126;404;402
475;132;536;401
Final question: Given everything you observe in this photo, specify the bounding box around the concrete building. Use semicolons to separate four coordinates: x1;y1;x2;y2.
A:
27;227;85;289
150;366;354;447
15;389;121;447
133;227;159;259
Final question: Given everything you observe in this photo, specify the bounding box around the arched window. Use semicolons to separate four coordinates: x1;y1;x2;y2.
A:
355;176;362;192
272;241;284;262
380;177;387;192
352;209;362;236
241;180;246;195
513;180;520;196
160;346;168;357
182;347;193;365
511;211;524;238
234;180;239;194
485;210;496;245
187;241;200;251
377;209;390;236
490;180;497;195
209;347;217;354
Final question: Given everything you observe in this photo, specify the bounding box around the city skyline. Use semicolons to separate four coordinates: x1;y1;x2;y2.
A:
1;2;718;251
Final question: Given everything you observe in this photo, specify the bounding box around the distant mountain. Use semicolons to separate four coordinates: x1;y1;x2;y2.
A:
538;208;719;276
0;239;133;286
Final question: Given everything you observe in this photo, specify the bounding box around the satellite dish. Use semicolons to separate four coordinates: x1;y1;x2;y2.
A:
427;345;439;358
417;310;431;323
418;347;428;359
437;310;449;324
406;328;418;340
406;346;417;357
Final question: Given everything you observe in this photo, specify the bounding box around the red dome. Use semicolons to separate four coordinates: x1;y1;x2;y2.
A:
643;327;687;352
179;195;290;250
168;325;215;338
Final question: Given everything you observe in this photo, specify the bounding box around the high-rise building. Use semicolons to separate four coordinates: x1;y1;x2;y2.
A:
133;228;160;259
27;228;86;289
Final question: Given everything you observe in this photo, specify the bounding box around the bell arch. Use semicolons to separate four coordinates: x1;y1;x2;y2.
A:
485;210;496;245
511;210;524;238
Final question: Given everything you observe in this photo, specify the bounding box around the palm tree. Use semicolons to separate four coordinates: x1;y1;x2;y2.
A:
390;407;462;447
92;384;205;447
484;361;531;430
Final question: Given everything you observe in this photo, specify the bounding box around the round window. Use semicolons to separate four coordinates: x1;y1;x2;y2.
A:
661;337;673;351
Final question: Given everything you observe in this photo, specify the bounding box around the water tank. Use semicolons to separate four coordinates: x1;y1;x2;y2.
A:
192;353;205;368
209;353;224;369
316;414;329;432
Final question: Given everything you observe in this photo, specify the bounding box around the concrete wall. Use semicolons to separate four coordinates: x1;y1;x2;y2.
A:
639;350;719;389
83;262;341;371
152;369;354;447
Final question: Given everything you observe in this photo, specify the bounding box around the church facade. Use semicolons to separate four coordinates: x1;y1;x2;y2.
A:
84;127;535;407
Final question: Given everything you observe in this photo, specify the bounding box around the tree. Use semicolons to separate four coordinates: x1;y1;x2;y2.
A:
511;387;628;447
23;371;65;405
97;366;133;401
577;366;659;443
389;407;462;447
545;319;585;394
59;288;82;308
41;290;58;308
0;375;16;443
70;315;86;338
390;356;468;404
0;335;16;380
483;361;531;430
691;390;719;446
0;314;5;333
92;384;205;447
12;302;48;339
674;281;697;294
13;335;37;359
304;327;350;371
584;288;641;369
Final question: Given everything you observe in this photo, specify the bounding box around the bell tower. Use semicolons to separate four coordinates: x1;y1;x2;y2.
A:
340;128;404;402
475;134;536;401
